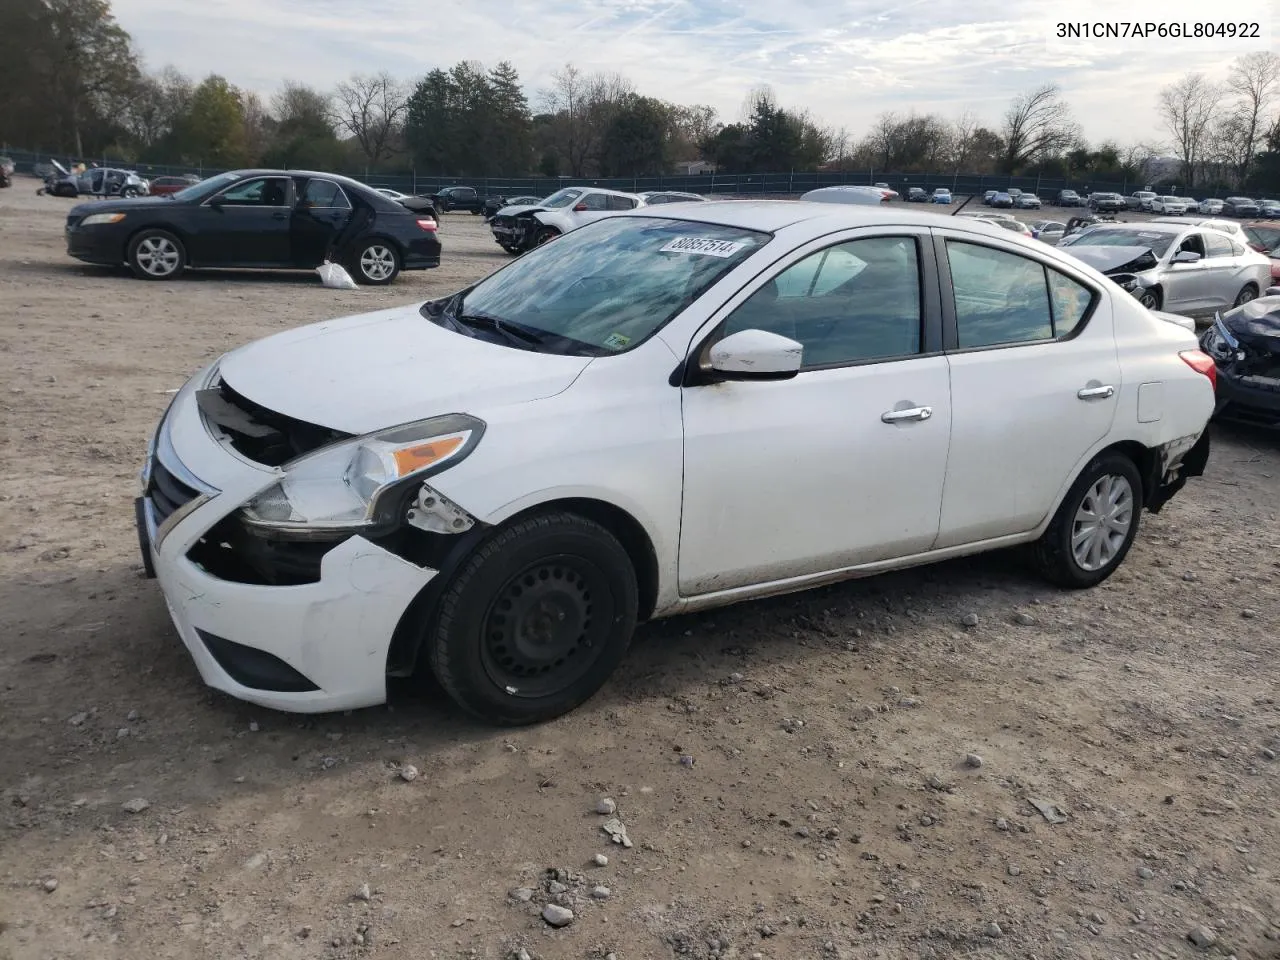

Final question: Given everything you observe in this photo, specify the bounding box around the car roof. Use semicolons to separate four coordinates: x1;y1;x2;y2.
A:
1087;221;1185;235
615;200;1027;240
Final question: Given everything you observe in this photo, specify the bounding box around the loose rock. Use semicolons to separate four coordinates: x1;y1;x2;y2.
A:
1138;867;1155;880
985;921;1003;938
509;887;535;903
355;883;371;902
596;797;617;815
120;798;150;814
1262;748;1276;761
965;753;984;768
591;885;611;899
961;613;980;628
1188;926;1217;948
399;764;419;782
42;878;58;893
542;904;574;927
248;721;259;732
995;818;1010;832
69;712;88;726
593;854;609;867
1241;609;1257;620
601;816;633;848
1013;612;1036;626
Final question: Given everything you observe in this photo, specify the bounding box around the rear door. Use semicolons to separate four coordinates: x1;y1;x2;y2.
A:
193;176;294;265
1200;231;1242;309
290;178;353;267
933;230;1121;545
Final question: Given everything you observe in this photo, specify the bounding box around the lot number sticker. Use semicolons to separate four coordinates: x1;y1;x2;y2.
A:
659;237;746;257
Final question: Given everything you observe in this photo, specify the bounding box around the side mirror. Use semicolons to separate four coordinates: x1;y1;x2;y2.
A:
208;195;225;209
709;329;803;380
1171;250;1201;264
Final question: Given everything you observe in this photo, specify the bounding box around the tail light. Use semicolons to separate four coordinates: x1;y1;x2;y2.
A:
416;218;437;232
1179;349;1217;392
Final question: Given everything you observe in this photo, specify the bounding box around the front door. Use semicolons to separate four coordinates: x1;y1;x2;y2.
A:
1162;232;1210;313
291;178;353;267
679;230;952;595
193;176;293;265
933;231;1121;546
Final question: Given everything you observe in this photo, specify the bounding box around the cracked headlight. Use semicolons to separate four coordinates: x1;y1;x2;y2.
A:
240;414;484;537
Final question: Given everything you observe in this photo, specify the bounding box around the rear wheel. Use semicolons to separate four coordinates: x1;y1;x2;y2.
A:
1233;284;1259;307
425;512;638;725
127;229;186;280
351;240;400;285
1033;452;1143;588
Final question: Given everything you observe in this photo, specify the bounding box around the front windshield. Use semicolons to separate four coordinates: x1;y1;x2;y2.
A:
171;172;239;203
441;216;770;355
540;188;584;208
1069;229;1176;256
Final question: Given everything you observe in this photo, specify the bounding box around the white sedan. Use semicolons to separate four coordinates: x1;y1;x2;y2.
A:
137;203;1216;723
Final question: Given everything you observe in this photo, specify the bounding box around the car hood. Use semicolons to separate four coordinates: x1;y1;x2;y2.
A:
216;304;594;435
68;196;177;216
494;203;549;216
1062;245;1159;274
1221;295;1280;346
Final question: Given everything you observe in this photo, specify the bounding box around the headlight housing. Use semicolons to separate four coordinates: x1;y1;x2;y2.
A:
240;413;484;538
82;212;126;226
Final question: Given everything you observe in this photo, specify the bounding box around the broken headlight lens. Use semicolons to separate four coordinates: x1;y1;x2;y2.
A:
240;414;484;536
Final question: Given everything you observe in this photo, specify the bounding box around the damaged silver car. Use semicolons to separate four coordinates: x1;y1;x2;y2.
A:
1058;222;1272;320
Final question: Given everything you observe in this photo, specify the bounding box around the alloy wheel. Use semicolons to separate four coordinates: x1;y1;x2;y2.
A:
1071;474;1134;572
135;237;180;277
359;245;396;281
1234;286;1258;307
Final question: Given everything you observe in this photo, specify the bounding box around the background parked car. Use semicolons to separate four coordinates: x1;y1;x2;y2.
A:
1179;197;1198;211
1015;193;1042;210
1057;189;1083;207
374;187;440;217
801;185;897;206
638;191;708;205
982;190;998;205
1151;216;1249;244
481;194;543;219
906;187;928;202
64;169;441;284
1029;220;1066;244
1257;200;1280;219
1089;193;1127;213
1126;191;1158;211
1150;196;1188;215
1057;220;1270;317
149;174;202;196
488;186;642;253
931;188;951;204
1198;198;1225;214
989;192;1013;208
1223;197;1260;217
430;186;487;214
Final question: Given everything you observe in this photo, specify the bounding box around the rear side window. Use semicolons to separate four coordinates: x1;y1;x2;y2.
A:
1204;233;1234;258
606;195;638;211
301;179;350;209
946;241;1095;348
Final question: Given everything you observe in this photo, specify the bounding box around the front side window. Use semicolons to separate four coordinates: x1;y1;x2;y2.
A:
444;217;769;356
722;237;922;368
946;241;1094;348
578;193;608;211
216;177;289;206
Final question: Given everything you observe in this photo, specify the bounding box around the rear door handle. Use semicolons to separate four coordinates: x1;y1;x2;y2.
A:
1077;385;1115;400
881;406;933;423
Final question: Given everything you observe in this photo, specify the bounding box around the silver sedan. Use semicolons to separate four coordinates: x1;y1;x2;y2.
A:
1058;222;1272;318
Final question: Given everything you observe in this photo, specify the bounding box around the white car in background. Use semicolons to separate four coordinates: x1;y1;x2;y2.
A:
488;186;643;254
801;184;898;205
1058;221;1271;316
1150;196;1188;215
1198;199;1225;215
136;202;1216;723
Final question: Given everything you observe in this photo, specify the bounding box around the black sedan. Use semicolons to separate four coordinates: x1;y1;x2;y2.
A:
65;170;441;284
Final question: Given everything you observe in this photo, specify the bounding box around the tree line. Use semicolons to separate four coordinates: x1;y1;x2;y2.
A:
3;0;1279;191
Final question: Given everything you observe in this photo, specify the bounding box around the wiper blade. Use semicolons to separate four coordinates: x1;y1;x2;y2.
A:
455;312;546;348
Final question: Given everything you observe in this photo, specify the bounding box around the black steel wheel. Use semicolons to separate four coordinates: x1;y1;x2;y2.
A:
425;511;638;725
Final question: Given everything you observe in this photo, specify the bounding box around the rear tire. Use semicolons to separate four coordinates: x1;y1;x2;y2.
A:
1233;284;1258;307
1033;452;1143;589
351;240;401;285
425;512;638;725
127;229;186;280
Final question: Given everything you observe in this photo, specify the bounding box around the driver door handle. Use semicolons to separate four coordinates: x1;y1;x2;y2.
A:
881;406;932;423
1077;385;1115;400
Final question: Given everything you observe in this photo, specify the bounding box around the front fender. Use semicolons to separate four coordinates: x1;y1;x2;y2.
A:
532;211;570;232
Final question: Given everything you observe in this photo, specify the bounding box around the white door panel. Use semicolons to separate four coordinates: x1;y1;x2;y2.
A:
680;357;951;594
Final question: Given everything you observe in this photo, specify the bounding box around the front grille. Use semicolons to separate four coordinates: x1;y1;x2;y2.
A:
197;379;352;467
148;457;199;525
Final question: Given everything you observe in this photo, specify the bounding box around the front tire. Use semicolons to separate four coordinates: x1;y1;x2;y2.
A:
127;229;186;280
1033;452;1143;588
534;227;560;247
351;240;400;285
1137;288;1162;310
426;512;639;725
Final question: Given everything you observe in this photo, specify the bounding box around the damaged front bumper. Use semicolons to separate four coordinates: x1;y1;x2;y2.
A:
1201;314;1280;428
136;370;439;713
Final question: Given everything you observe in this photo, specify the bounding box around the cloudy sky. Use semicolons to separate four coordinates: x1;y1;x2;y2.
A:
112;0;1275;149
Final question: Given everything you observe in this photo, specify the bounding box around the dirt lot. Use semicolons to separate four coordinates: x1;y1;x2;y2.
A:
1;181;1279;960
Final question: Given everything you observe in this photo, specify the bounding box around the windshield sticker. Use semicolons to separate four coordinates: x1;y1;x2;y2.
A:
603;332;632;350
659;237;746;258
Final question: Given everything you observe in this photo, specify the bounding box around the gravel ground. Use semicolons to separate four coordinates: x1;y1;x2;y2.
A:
2;180;1279;960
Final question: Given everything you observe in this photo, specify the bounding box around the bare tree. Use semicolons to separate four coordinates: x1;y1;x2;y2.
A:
1000;84;1079;171
949;110;979;173
539;64;591;176
332;71;409;165
1223;52;1280;185
1157;73;1221;188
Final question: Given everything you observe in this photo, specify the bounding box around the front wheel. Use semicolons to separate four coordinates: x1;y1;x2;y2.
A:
425;512;639;725
1137;289;1161;310
351;240;400;285
1033;452;1143;588
534;227;560;247
127;229;186;280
